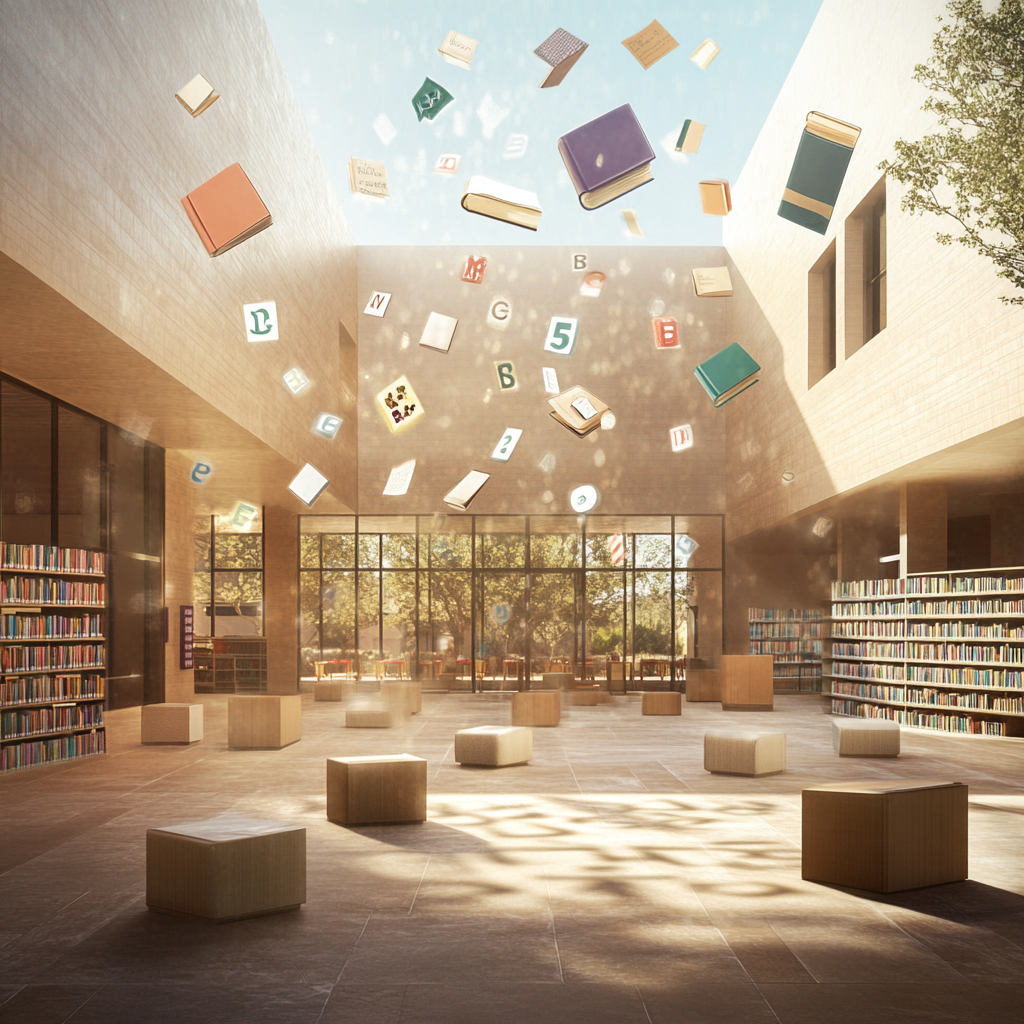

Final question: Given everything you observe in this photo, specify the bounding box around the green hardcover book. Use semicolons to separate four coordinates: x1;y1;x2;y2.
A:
778;111;861;234
694;343;760;407
412;76;454;122
675;119;705;154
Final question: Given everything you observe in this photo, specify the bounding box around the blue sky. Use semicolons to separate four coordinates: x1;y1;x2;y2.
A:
259;0;824;246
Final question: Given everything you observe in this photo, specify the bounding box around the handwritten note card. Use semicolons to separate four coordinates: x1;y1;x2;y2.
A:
621;20;678;70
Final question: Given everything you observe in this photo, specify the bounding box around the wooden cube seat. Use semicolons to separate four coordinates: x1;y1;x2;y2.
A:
685;669;720;702
720;655;774;712
542;672;574;689
326;754;427;825
146;816;305;922
455;725;533;767
511;690;560;727
642;691;682;715
345;700;408;728
569;687;606;706
704;730;786;776
381;679;422;715
141;702;203;744
832;717;901;757
314;680;345;702
228;695;301;750
802;779;967;893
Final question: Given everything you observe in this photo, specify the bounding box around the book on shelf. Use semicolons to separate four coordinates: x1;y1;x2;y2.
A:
698;179;732;216
558;104;655;210
461;176;542;230
349;158;390;199
444;471;490;510
779;111;861;235
548;386;608;437
419;311;459;353
439;30;478;69
691;266;733;297
175;73;219;116
621;19;678;70
693;343;760;407
534;28;588;88
181;164;271;256
675;120;705;154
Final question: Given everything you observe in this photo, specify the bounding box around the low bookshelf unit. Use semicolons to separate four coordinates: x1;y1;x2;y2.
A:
1;542;107;771
830;566;1024;739
749;608;825;693
194;636;267;694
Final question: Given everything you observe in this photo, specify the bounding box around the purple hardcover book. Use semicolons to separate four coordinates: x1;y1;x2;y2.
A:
557;104;655;210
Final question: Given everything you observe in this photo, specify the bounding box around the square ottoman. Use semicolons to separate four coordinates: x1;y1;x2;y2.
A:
228;695;302;750
381;679;422;715
455;726;533;767
326;754;427;824
685;670;721;702
802;779;968;893
146;816;306;922
569;687;605;706
511;690;560;727
314;680;345;702
141;703;203;744
642;691;682;716
542;672;575;689
346;700;409;728
832;717;901;757
704;730;786;776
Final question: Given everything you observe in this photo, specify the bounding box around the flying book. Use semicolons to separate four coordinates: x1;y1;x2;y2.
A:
690;38;720;69
376;376;424;433
288;464;330;506
699;180;732;216
349;158;389;199
412;76;454;121
548;386;609;437
558;104;655;210
419;311;459;353
439;30;478;70
444;470;490;510
181;164;271;256
779;111;862;234
621;19;678;70
461;176;542;230
692;267;734;297
534;28;588;88
175;74;219;117
675;120;705;154
694;343;760;407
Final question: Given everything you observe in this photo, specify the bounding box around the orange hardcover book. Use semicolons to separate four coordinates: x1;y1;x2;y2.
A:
181;163;272;256
698;179;732;216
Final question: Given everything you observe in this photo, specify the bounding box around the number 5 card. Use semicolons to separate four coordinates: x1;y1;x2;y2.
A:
543;316;579;356
490;427;523;462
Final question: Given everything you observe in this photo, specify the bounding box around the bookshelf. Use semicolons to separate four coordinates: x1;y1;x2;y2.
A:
0;542;107;771
193;636;267;694
829;566;1024;739
749;608;825;692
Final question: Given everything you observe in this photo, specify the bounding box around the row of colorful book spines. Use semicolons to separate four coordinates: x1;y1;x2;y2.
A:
772;665;823;676
1;647;105;671
833;662;1024;686
832;682;1023;712
1;613;105;638
748;625;824;638
0;543;105;575
1;704;104;738
0;729;106;771
833;601;1024;616
832;623;1024;639
748;609;824;621
0;674;103;706
830;701;1006;736
749;641;823;653
0;579;105;604
831;577;1024;598
832;643;1024;663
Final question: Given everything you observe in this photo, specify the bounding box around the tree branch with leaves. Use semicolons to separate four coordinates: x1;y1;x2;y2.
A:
879;0;1023;304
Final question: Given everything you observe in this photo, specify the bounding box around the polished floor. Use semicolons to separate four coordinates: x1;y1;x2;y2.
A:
0;692;1022;1023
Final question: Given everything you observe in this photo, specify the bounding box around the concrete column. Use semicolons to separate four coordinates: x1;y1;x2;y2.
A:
263;505;299;693
163;451;195;702
990;494;1024;569
899;482;947;577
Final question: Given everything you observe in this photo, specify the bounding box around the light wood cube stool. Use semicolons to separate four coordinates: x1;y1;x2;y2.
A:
685;670;720;702
704;730;786;776
642;691;682;715
345;700;408;728
326;754;427;825
141;703;203;744
569;686;606;706
228;695;301;750
832;717;901;757
314;680;345;702
511;690;560;727
381;679;422;715
455;726;533;767
542;672;575;689
146;816;306;922
802;779;967;893
720;655;774;711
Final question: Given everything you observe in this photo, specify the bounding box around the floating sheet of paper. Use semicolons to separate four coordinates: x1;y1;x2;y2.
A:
490;428;523;462
348;158;389;198
542;367;560;393
288;463;329;506
383;459;416;496
242;301;278;341
690;38;720;69
622;19;679;69
372;113;397;145
622;209;643;237
419;311;459;352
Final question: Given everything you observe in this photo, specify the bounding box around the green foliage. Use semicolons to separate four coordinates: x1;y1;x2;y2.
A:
879;0;1024;304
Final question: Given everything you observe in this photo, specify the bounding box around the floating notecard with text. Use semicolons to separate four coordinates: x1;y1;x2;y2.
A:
542;367;560;393
383;459;416;496
490;428;523;462
288;464;330;506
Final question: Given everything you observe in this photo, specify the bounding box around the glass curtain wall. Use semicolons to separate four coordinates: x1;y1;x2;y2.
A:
299;514;723;690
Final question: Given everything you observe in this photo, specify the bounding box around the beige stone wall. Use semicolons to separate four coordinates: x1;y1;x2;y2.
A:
0;0;357;510
723;0;1024;541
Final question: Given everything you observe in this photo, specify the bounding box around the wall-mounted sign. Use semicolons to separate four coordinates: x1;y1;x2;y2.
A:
180;604;194;670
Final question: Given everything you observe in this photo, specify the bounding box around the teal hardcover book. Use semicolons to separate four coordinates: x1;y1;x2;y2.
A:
778;112;861;234
694;343;760;407
412;77;454;122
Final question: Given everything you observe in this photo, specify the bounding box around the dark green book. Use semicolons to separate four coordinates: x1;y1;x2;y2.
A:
778;112;861;234
694;343;760;407
412;77;454;122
